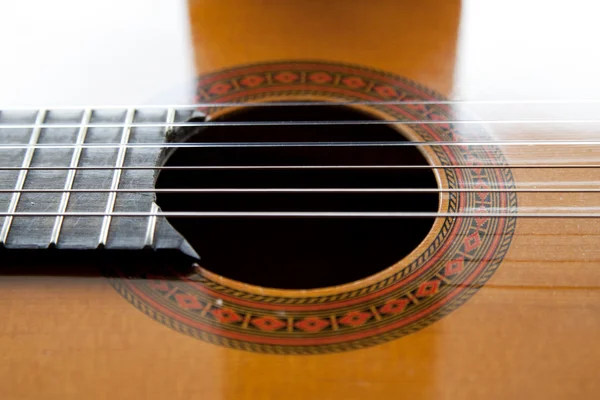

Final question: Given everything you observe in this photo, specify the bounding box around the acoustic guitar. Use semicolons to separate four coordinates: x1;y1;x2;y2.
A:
1;0;599;399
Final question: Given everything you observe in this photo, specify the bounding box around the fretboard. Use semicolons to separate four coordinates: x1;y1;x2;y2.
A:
0;107;198;257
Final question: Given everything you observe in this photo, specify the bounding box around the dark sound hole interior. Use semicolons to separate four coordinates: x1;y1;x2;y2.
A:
156;106;439;289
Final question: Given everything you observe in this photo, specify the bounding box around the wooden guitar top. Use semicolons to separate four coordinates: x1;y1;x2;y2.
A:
0;1;599;399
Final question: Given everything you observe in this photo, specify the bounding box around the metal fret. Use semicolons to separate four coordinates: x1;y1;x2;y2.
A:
144;203;160;248
49;109;92;246
144;108;175;248
98;108;136;247
0;109;47;244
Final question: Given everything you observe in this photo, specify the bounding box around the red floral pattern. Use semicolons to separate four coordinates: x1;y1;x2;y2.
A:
341;76;366;88
463;232;481;252
339;311;372;327
208;82;232;95
240;75;265;87
211;308;243;324
379;299;409;314
416;280;441;297
309;72;333;84
374;85;397;97
274;72;299;83
295;317;330;333
474;206;490;227
251;316;286;332
444;258;464;277
175;294;204;310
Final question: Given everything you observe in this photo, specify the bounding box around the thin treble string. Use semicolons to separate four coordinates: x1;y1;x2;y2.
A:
3;99;600;110
3;119;600;129
0;164;597;171
0;188;599;194
0;211;598;218
1;140;600;150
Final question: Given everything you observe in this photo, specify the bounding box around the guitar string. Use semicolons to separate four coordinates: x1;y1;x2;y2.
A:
0;164;597;171
3;119;600;129
0;211;598;218
0;188;598;194
1;106;598;220
0;164;596;194
3;99;600;110
0;140;600;149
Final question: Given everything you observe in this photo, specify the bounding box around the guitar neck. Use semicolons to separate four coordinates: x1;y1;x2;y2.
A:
0;107;196;255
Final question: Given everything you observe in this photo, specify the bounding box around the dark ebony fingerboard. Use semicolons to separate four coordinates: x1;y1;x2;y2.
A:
0;107;197;257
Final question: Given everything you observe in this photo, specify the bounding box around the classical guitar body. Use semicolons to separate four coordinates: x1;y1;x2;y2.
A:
1;1;600;399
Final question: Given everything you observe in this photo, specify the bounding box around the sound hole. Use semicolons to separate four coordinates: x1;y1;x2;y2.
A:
156;106;439;289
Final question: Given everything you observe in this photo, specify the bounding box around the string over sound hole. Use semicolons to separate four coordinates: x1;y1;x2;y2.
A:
156;106;439;289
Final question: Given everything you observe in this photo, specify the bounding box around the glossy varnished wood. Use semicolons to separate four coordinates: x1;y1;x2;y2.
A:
1;1;600;399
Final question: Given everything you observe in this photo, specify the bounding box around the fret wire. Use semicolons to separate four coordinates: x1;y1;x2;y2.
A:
98;108;136;247
49;109;92;246
4;118;600;130
0;164;597;171
0;188;598;194
0;109;47;244
1;140;600;150
0;211;598;218
145;203;160;248
144;108;175;248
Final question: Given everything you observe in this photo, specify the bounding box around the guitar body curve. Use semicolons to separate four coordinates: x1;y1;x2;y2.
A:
1;1;599;399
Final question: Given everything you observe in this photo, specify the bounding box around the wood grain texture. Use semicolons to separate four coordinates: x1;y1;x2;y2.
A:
1;0;600;399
